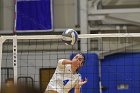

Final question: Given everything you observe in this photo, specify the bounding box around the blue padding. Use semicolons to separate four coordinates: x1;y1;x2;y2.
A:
102;53;140;93
16;0;52;30
70;53;100;93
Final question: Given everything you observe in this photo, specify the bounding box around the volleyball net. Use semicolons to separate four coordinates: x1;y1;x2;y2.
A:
1;33;140;93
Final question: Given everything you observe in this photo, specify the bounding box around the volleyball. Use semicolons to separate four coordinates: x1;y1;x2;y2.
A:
62;29;78;45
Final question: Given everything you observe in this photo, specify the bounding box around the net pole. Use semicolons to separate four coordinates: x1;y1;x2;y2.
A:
0;42;2;89
0;37;6;89
13;37;17;84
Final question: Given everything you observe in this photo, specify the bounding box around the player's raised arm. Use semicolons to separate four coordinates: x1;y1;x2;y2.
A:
62;59;73;65
58;59;79;66
74;78;88;93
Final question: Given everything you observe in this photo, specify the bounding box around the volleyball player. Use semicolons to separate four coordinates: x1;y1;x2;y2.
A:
45;53;87;93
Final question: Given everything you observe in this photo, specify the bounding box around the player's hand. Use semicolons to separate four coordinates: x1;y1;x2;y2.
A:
79;78;88;86
75;78;88;88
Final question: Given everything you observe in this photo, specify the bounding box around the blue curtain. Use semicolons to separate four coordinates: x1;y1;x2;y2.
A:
102;53;140;93
16;0;52;31
70;53;100;93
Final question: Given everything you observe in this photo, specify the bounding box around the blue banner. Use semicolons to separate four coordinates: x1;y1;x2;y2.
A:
16;0;53;31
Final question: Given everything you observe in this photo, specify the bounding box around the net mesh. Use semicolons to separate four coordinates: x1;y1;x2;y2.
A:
2;39;80;92
1;36;140;93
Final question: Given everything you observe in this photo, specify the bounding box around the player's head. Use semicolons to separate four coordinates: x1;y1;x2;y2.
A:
72;53;85;68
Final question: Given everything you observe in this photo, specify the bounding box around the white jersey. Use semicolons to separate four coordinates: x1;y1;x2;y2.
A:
46;59;81;93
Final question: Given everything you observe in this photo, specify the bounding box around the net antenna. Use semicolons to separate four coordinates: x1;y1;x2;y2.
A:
0;33;139;88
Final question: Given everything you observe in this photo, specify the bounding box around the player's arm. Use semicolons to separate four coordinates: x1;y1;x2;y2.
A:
74;85;81;93
63;59;80;68
74;78;88;93
58;59;74;68
62;59;74;65
58;59;77;66
58;59;79;69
